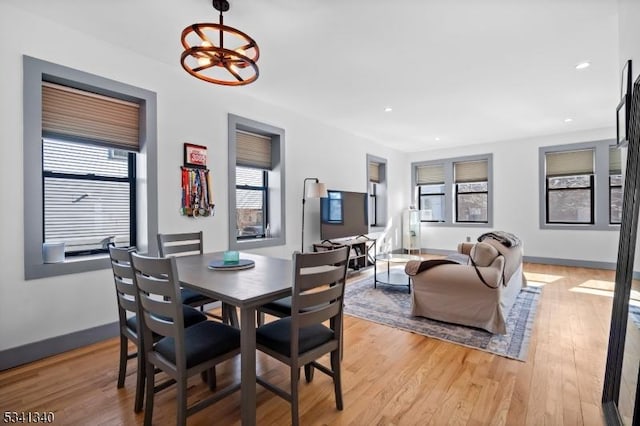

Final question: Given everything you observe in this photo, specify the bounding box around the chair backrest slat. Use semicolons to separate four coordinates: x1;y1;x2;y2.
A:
297;246;348;267
157;231;204;257
131;253;186;362
141;310;178;338
298;285;342;310
298;266;345;292
298;303;341;328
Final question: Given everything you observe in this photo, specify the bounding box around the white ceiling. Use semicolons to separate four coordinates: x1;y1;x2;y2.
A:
6;0;620;152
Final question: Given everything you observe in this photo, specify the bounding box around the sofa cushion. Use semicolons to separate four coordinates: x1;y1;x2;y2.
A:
470;242;499;267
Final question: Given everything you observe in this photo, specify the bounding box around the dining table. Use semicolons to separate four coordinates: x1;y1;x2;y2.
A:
174;251;292;426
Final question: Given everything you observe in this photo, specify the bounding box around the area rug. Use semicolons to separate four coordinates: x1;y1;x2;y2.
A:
343;275;542;361
629;305;640;329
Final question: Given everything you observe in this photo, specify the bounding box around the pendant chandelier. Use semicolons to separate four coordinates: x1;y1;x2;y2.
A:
180;0;259;86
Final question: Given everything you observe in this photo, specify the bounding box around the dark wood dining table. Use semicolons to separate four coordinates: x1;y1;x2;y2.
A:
175;251;292;426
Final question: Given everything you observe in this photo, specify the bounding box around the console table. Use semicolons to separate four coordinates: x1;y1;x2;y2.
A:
313;235;376;274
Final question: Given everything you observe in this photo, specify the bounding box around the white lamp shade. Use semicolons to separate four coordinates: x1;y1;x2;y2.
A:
306;181;328;198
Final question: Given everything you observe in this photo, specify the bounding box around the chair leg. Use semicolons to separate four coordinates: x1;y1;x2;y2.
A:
143;360;156;426
177;377;188;426
291;367;300;426
117;335;128;388
304;363;314;383
206;366;217;390
257;311;265;327
331;350;343;410
134;348;145;413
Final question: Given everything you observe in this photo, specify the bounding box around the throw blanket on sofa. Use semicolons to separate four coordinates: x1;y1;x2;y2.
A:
478;231;521;248
405;259;460;276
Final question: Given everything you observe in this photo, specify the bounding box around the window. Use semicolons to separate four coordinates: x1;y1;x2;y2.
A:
23;56;157;280
454;160;489;223
417;163;445;222
368;162;379;226
544;149;594;224
228;114;285;250
610;147;623;224
40;82;139;255
367;155;387;228
412;154;492;227
325;191;344;223
43;139;136;255
236;166;268;238
539;140;619;230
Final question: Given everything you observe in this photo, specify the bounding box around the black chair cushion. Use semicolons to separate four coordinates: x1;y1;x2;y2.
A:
180;305;208;327
181;288;212;305
154;321;241;368
260;296;292;317
256;317;335;357
126;305;206;332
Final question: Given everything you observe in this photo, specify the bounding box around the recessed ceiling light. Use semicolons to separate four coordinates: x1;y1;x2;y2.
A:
564;118;573;123
384;107;393;112
435;137;440;141
575;61;590;70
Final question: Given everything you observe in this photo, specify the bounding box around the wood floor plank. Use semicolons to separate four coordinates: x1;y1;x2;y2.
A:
0;262;613;425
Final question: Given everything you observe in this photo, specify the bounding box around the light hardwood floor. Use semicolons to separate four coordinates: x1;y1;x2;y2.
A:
0;263;617;425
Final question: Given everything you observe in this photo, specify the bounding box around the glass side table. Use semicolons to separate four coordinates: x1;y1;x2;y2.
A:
374;253;422;293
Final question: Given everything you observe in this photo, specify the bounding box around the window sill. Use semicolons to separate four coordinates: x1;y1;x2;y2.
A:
230;235;285;251
539;223;621;231
420;221;493;228
25;253;110;280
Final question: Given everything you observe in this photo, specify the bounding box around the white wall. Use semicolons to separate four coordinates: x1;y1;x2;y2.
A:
618;0;640;83
407;127;621;263
0;3;406;351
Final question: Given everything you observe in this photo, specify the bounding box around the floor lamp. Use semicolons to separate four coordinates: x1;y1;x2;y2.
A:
301;178;328;252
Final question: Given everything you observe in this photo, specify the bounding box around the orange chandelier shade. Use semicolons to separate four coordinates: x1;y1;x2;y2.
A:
180;0;259;86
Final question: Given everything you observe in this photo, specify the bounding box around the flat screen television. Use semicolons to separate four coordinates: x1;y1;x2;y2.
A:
320;190;369;240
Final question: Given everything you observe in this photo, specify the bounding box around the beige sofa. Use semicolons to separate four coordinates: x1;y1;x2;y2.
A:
406;239;525;334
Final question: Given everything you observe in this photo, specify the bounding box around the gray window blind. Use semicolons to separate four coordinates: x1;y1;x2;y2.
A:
610;146;622;174
454;160;488;183
545;149;594;177
416;164;445;185
42;82;140;151
236;130;272;169
369;162;380;183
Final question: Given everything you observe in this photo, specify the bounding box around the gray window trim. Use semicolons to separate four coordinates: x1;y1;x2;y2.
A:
411;153;493;228
23;56;158;280
539;139;620;231
367;154;388;231
228;114;286;250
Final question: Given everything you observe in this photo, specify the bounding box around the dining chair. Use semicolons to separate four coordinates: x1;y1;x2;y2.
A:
108;246;207;413
255;246;350;426
130;252;242;426
157;231;237;325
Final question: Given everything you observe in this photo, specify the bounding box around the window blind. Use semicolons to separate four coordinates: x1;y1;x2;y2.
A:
416;164;445;185
545;149;594;177
454;160;488;183
236;130;272;169
369;162;380;183
610;146;622;175
42;82;140;151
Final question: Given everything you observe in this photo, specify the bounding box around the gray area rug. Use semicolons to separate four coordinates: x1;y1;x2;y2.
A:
344;275;542;361
630;304;640;329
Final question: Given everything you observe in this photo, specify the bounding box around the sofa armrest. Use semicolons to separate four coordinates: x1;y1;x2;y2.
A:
458;242;475;255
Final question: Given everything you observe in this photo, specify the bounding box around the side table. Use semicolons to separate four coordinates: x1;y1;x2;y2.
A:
375;253;422;293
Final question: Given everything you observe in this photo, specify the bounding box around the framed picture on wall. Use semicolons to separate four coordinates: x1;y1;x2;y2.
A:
618;60;633;147
617;95;629;147
183;143;207;168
